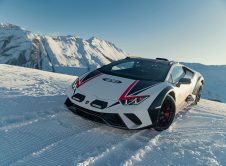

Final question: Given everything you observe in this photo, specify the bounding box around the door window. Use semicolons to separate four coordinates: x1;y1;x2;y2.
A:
170;66;185;83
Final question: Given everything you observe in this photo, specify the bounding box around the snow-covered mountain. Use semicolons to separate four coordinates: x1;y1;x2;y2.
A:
0;23;128;75
0;64;226;166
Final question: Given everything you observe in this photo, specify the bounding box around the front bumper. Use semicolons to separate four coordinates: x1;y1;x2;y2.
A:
65;98;128;129
65;86;155;129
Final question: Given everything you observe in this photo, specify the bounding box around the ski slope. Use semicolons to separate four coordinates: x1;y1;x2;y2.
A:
0;64;226;166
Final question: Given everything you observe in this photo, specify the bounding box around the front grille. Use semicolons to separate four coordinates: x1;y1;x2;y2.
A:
74;106;104;124
65;98;127;129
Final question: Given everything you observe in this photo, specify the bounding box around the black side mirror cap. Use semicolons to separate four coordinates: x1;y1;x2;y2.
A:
176;78;191;87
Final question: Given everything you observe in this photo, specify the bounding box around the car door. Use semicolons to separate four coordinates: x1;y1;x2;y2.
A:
168;65;190;106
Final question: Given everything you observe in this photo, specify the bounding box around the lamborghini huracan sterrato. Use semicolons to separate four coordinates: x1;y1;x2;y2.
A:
65;57;204;131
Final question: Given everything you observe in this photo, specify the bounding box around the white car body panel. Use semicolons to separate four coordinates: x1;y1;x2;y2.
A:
78;74;134;101
65;58;204;130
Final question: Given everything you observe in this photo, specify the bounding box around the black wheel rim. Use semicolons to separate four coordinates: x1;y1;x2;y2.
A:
157;101;174;129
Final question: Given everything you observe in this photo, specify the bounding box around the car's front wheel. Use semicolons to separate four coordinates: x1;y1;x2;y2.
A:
154;95;176;131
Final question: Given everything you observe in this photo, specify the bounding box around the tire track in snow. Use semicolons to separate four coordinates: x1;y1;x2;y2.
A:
121;106;193;166
0;113;57;132
78;130;160;166
0;106;69;132
77;130;146;166
0;111;101;166
77;146;116;166
0;98;68;131
75;104;193;166
11;127;130;166
122;104;226;166
10;125;103;166
123;135;161;166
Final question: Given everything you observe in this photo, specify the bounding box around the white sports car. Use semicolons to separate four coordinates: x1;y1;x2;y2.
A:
65;57;204;131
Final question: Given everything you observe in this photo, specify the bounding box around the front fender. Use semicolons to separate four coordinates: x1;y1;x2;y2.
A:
148;86;174;126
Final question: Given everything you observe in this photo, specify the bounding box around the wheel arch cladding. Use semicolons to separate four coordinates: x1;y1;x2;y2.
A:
201;79;204;85
193;76;204;95
168;91;176;101
149;86;174;110
148;86;174;126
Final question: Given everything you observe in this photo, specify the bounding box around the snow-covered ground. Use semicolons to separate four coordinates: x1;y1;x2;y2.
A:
0;64;226;166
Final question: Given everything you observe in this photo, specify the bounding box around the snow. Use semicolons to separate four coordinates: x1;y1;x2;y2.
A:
0;64;226;166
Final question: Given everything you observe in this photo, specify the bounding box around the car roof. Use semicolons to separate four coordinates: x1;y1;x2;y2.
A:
125;57;178;66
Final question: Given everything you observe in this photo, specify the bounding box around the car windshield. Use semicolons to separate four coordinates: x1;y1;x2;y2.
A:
98;59;170;81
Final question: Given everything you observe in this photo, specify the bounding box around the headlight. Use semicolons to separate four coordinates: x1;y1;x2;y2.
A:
118;80;150;105
119;95;150;105
72;78;79;90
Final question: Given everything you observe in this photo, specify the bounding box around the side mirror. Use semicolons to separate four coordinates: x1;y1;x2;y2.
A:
176;78;191;87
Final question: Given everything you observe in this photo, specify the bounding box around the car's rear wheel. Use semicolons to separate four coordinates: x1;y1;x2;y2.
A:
194;86;202;104
154;95;176;131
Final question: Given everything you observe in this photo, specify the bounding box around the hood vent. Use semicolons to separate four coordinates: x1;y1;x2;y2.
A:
90;100;108;109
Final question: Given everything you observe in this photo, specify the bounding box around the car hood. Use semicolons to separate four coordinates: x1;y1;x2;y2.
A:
77;70;159;101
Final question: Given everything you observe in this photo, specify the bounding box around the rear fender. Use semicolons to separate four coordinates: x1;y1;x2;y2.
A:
192;76;204;95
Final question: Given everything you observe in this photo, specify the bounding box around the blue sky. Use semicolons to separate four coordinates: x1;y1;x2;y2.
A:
0;0;226;64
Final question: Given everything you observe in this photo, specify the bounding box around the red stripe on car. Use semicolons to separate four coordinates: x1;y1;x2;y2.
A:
119;80;139;101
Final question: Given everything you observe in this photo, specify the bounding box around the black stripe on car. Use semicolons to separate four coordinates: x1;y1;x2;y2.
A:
127;80;158;96
107;101;120;108
80;70;102;83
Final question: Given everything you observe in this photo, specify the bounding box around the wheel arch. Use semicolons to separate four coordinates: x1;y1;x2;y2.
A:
149;86;175;110
201;79;204;85
168;91;176;101
193;76;204;95
148;86;175;127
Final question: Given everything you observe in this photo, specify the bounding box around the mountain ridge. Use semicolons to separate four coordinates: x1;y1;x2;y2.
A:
0;23;128;75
